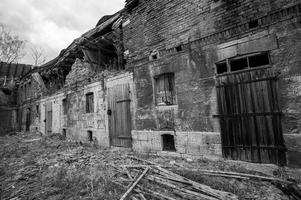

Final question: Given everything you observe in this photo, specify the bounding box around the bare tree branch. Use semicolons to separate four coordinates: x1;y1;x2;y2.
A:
30;46;47;66
0;24;26;63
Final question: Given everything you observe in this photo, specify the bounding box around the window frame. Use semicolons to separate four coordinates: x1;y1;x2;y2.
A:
85;92;94;113
154;73;176;106
215;52;271;75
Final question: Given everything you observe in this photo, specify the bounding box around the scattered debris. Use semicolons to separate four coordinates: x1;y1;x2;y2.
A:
0;132;300;200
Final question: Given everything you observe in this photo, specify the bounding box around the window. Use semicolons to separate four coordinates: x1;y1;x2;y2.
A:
86;93;94;113
36;105;40;120
230;57;248;71
216;52;270;74
175;45;183;52
155;73;175;106
216;62;228;74
62;98;68;115
249;20;259;29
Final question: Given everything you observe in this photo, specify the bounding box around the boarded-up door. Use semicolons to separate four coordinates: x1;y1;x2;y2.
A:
45;103;52;135
108;83;132;147
215;67;286;165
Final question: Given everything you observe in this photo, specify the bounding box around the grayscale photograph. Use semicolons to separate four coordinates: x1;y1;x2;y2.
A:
0;0;301;199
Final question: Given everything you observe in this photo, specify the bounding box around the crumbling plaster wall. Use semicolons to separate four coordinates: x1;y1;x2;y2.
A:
64;81;109;147
17;74;45;132
124;0;301;165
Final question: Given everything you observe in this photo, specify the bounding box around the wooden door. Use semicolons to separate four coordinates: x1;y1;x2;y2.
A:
108;83;132;147
45;103;52;135
18;109;23;131
26;108;31;131
215;67;286;165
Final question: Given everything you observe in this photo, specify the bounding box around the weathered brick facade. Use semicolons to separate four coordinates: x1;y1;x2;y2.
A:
10;1;301;167
123;0;301;167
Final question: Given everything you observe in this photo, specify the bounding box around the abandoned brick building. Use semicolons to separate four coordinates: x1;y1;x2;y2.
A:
2;0;301;167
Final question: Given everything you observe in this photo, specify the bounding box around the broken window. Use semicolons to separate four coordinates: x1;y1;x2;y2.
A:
62;98;68;115
162;134;176;151
249;19;259;29
230;57;248;72
216;52;271;74
86;93;94;113
155;73;175;106
249;52;270;68
216;62;228;74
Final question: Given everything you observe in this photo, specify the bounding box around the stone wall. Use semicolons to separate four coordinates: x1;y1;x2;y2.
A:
132;130;221;157
38;81;109;147
65;59;95;86
65;82;109;147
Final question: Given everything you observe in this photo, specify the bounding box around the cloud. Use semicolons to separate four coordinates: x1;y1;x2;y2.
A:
0;0;124;64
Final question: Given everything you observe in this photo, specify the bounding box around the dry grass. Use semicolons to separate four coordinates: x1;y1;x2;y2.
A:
0;132;297;200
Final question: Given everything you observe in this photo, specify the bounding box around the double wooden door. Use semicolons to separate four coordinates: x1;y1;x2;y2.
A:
215;67;286;165
108;83;132;148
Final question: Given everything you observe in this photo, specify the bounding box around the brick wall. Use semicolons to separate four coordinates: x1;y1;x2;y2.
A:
123;0;300;62
125;0;301;166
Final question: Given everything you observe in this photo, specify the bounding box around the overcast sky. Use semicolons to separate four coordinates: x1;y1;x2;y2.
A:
0;0;124;65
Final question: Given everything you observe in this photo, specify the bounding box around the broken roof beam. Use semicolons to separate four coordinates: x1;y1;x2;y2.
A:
81;43;116;56
125;0;139;12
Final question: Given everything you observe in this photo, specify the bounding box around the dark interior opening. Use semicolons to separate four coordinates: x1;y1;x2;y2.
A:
249;53;270;68
88;131;93;142
26;108;31;131
175;45;183;52
62;129;66;139
249;20;259;29
230;57;248;71
151;54;158;60
216;62;228;74
162;134;176;151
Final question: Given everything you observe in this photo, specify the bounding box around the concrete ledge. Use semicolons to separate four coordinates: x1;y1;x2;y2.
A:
132;130;222;157
284;134;301;168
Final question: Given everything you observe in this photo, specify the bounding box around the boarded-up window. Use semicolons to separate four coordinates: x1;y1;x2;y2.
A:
155;73;175;106
62;99;68;115
86;93;94;113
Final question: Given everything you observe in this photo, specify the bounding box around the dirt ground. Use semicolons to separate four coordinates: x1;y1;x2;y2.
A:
0;132;300;200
